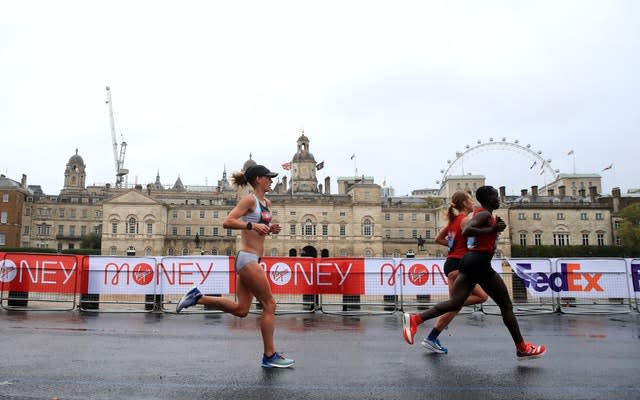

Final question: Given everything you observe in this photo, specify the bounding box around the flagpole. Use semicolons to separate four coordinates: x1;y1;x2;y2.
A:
572;152;576;174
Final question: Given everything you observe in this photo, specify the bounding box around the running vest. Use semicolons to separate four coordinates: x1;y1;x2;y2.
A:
241;195;272;225
466;207;498;254
447;213;468;259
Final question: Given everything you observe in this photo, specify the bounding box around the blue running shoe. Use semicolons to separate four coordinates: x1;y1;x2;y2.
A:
176;286;202;313
421;337;449;354
261;352;295;368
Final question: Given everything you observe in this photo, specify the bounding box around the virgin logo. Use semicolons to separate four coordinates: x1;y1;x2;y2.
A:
269;262;291;286
132;263;154;286
407;264;429;286
0;260;17;283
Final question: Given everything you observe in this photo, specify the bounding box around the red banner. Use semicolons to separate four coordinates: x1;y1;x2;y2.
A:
253;257;365;295
0;253;81;294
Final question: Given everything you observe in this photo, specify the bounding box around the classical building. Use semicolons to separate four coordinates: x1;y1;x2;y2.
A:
5;134;636;258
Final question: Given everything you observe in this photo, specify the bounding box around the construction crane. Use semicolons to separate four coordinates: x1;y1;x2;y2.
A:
105;86;129;188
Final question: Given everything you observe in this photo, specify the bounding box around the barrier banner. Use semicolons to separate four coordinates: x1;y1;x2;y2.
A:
87;256;232;295
364;258;398;295
510;258;628;298
0;253;79;293
158;256;232;295
392;258;449;296
259;257;365;295
630;260;640;292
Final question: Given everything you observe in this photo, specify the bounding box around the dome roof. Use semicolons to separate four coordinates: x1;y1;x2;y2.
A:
67;149;85;166
242;153;257;172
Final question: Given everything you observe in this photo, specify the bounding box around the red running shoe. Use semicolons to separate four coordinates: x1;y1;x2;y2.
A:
517;342;547;361
402;313;418;345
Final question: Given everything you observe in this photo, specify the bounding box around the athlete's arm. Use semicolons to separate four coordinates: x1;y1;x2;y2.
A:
435;226;448;246
462;211;497;237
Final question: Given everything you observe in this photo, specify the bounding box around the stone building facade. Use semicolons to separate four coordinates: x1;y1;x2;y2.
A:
5;134;635;258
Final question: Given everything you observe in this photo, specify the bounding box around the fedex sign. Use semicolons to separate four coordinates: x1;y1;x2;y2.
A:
514;262;603;293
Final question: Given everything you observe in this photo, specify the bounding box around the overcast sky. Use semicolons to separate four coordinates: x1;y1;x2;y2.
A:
1;1;638;197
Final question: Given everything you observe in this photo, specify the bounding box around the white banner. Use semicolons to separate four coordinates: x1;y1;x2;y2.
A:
87;256;231;295
392;258;449;296
507;258;628;298
364;258;399;295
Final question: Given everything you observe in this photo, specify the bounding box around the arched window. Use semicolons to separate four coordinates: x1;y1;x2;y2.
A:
364;248;373;257
182;248;189;256
167;247;175;256
362;219;373;236
211;248;218;255
110;246;117;256
304;218;316;236
144;247;153;256
128;217;138;234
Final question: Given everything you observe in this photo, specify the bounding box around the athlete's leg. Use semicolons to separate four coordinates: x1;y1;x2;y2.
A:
478;271;524;345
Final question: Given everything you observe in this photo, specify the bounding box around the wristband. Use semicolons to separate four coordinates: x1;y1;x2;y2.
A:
246;222;253;230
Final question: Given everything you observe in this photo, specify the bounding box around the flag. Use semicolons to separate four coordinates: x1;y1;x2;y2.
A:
567;150;574;156
350;154;355;160
540;169;545;175
281;162;292;171
316;161;324;170
530;160;537;169
602;163;613;171
455;151;463;158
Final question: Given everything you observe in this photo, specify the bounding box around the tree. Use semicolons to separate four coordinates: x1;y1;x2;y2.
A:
618;203;640;248
80;232;102;250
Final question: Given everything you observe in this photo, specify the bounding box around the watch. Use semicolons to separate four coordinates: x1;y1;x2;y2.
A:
246;222;253;230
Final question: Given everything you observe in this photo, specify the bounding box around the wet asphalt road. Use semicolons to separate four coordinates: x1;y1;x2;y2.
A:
0;309;638;400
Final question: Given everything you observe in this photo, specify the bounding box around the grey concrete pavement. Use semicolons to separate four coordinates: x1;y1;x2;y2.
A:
1;309;639;400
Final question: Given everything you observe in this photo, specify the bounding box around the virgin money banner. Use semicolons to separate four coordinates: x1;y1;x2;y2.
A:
363;258;398;295
87;256;232;295
387;258;449;296
158;256;232;295
0;253;80;293
259;257;365;295
509;258;628;298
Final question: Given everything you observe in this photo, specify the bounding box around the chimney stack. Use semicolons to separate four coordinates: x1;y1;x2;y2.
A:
325;177;331;195
531;185;538;197
499;186;506;200
548;188;554;196
521;189;528;196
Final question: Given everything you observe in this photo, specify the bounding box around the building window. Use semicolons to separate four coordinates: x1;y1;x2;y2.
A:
167;248;175;256
186;211;191;219
339;224;346;236
110;246;117;255
385;213;390;221
81;226;87;236
398;213;404;221
58;225;64;235
172;211;178;219
519;233;527;246
553;233;569;246
290;224;296;235
385;229;391;239
226;229;232;236
425;230;431;239
411;229;417;239
411;213;417;222
533;213;541;220
2;193;8;202
147;223;153;234
425;214;431;222
182;248;189;256
518;213;526;220
226;247;233;256
534;233;542;246
127;217;138;234
614;221;621;229
399;229;404;239
70;209;76;218
95;210;102;218
185;227;191;236
595;213;604;220
580;213;588;220
69;226;76;236
171;226;178;235
271;248;278;256
25;207;31;216
0;211;7;224
582;234;589;246
339;212;346;217
0;233;5;245
200;211;205;218
145;247;152;256
304;219;316;236
213;211;219;218
322;224;328;236
556;213;565;220
23;226;30;235
199;227;205;236
82;209;88;218
597;233;605;246
213;227;219;236
362;219;373;236
290;211;296;216
616;237;622;246
59;209;65;217
339;249;348;257
211;248;218;255
111;222;118;234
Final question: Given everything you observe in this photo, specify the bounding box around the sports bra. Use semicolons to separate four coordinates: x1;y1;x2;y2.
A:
241;195;272;225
